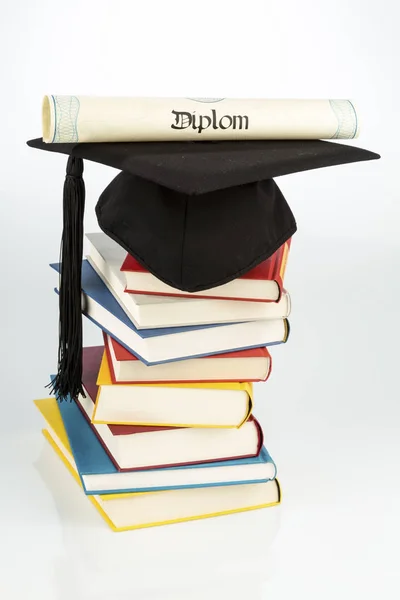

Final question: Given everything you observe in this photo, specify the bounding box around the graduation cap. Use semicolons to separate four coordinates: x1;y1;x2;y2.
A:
26;137;380;401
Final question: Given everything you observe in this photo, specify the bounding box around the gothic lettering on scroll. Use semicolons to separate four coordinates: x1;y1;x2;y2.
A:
171;110;249;133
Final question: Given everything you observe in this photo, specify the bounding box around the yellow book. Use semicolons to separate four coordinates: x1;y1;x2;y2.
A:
36;398;281;532
43;428;280;532
91;350;253;427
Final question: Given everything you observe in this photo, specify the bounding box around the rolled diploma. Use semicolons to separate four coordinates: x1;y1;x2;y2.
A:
42;96;359;143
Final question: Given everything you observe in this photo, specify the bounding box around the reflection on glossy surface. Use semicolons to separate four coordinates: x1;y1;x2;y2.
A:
33;443;281;600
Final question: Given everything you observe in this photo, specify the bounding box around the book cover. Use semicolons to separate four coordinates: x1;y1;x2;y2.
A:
86;231;292;329
78;345;253;428
110;333;270;363
51;260;223;339
97;349;253;395
76;392;264;472
104;333;272;384
92;352;253;428
42;429;281;533
50;260;289;365
34;397;277;495
77;346;262;470
121;239;291;302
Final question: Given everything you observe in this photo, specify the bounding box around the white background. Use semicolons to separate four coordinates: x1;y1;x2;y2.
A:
1;1;399;598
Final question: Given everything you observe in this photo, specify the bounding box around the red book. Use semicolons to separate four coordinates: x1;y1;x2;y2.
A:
75;346;264;472
121;239;291;302
104;332;272;384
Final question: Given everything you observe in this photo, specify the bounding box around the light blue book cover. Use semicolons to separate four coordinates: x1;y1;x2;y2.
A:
55;390;277;496
51;260;226;339
50;260;288;365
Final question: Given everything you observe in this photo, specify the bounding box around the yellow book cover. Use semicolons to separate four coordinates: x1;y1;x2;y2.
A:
97;350;253;396
35;398;281;532
92;351;253;428
34;398;72;453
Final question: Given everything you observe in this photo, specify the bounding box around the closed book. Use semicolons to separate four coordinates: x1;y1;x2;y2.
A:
75;347;263;470
51;260;289;365
95;354;252;427
34;397;277;495
80;346;252;427
86;232;291;328
41;420;281;532
121;238;291;302
105;333;272;383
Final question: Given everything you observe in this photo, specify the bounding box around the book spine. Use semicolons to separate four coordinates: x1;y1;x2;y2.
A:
283;319;290;343
238;394;253;428
74;396;123;471
271;238;291;302
253;418;265;455
269;246;277;280
72;400;262;471
103;333;118;384
275;478;282;503
265;349;273;382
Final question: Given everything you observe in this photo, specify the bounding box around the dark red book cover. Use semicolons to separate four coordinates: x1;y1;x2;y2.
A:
103;333;272;385
78;346;264;472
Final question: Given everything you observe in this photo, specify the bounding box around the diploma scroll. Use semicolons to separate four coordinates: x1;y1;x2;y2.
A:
42;96;359;144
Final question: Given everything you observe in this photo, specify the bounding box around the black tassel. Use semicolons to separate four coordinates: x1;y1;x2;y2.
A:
47;156;86;402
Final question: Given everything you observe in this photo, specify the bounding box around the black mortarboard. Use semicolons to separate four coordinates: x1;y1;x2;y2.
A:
26;137;380;400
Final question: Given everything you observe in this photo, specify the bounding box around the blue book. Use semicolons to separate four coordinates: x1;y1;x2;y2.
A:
51;260;289;365
42;393;276;495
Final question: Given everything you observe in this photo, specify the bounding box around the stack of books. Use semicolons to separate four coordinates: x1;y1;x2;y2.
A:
35;231;292;532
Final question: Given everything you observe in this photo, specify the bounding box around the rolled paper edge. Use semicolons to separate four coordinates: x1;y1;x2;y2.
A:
351;99;360;139
348;99;360;139
42;95;54;143
329;98;360;140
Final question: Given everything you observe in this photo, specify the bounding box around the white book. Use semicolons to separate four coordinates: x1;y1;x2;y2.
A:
50;260;289;365
105;334;271;383
85;232;291;329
